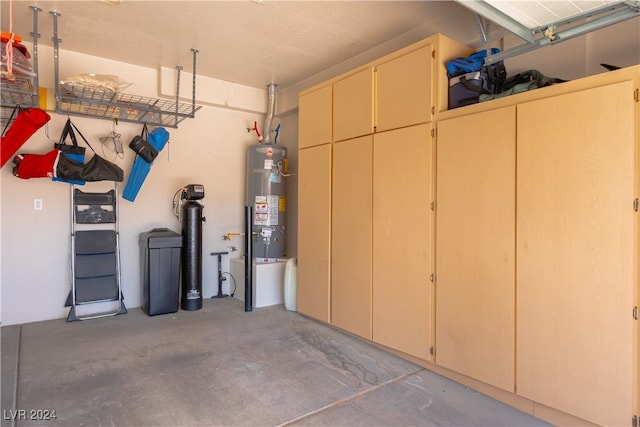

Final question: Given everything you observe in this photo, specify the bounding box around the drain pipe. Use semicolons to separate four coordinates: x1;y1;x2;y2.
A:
244;205;253;312
262;83;277;145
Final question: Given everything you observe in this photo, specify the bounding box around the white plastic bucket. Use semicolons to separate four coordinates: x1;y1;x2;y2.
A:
284;258;297;311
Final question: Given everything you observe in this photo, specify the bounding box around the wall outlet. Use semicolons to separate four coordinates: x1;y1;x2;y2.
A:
33;199;43;211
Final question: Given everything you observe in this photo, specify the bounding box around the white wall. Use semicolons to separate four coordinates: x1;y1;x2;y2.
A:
1;46;274;325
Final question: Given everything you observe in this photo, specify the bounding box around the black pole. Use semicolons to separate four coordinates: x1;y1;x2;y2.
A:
244;205;253;312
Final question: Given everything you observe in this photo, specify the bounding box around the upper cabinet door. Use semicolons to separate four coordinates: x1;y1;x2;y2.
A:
299;84;332;148
516;81;636;427
376;45;433;132
333;68;374;142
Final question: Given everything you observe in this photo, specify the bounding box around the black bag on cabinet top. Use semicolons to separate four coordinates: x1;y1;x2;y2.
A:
447;48;506;109
479;69;567;102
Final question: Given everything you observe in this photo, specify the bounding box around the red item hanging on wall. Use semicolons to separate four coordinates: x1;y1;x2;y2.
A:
1;107;51;167
12;149;59;179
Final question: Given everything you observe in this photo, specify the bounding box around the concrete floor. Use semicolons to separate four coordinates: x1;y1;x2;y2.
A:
1;298;551;427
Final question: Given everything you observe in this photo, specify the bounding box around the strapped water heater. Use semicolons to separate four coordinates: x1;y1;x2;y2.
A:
246;143;287;259
246;83;287;260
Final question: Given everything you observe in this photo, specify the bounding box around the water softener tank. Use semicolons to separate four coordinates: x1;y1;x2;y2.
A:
246;144;287;259
181;185;205;310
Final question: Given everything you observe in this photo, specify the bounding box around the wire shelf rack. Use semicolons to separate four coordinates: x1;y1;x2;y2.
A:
57;82;201;128
51;12;200;129
1;81;39;126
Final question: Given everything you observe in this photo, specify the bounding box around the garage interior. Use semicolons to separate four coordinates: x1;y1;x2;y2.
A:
1;1;639;426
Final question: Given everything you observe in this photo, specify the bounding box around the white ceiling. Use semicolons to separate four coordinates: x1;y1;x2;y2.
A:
1;1;484;90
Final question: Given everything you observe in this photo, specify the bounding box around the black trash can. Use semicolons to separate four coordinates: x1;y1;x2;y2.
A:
139;228;182;316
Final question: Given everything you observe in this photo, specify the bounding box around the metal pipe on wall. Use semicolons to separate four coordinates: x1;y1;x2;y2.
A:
262;83;277;145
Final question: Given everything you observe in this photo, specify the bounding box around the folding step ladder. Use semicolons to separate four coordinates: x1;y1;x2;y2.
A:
65;182;127;321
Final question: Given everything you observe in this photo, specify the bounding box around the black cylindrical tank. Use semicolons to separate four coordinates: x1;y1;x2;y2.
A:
181;200;203;310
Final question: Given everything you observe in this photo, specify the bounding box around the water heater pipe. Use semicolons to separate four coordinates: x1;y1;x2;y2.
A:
262;83;277;145
244;205;253;312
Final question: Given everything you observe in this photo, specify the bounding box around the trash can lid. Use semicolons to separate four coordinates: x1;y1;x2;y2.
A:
139;228;183;248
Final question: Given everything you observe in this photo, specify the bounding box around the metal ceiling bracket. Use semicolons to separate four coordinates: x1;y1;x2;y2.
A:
456;1;535;43
474;14;489;44
542;25;557;42
483;2;640;65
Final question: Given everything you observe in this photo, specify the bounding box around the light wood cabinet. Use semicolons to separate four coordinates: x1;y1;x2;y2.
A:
435;106;516;392
331;136;372;339
516;81;636;427
297;34;469;333
297;144;332;322
376;45;433;132
372;124;433;360
299;49;639;424
333;68;374;142
435;77;638;425
298;84;332;148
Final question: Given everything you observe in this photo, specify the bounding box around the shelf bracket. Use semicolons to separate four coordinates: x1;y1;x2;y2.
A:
29;6;42;107
50;10;62;112
191;48;198;117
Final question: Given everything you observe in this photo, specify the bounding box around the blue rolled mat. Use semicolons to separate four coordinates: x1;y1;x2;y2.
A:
122;127;170;202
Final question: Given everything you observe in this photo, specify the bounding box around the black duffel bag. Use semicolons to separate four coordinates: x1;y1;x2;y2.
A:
479;69;567;102
56;122;124;182
128;124;158;163
447;48;507;109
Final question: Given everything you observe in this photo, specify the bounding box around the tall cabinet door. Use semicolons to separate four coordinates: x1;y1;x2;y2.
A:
332;136;373;339
373;124;433;360
435;107;516;392
297;144;332;322
517;81;636;426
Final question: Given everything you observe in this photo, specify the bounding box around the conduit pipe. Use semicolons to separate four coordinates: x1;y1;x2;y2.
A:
244;205;253;312
262;83;277;145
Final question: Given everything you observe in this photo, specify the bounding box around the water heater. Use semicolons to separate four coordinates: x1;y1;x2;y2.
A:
246;144;287;259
